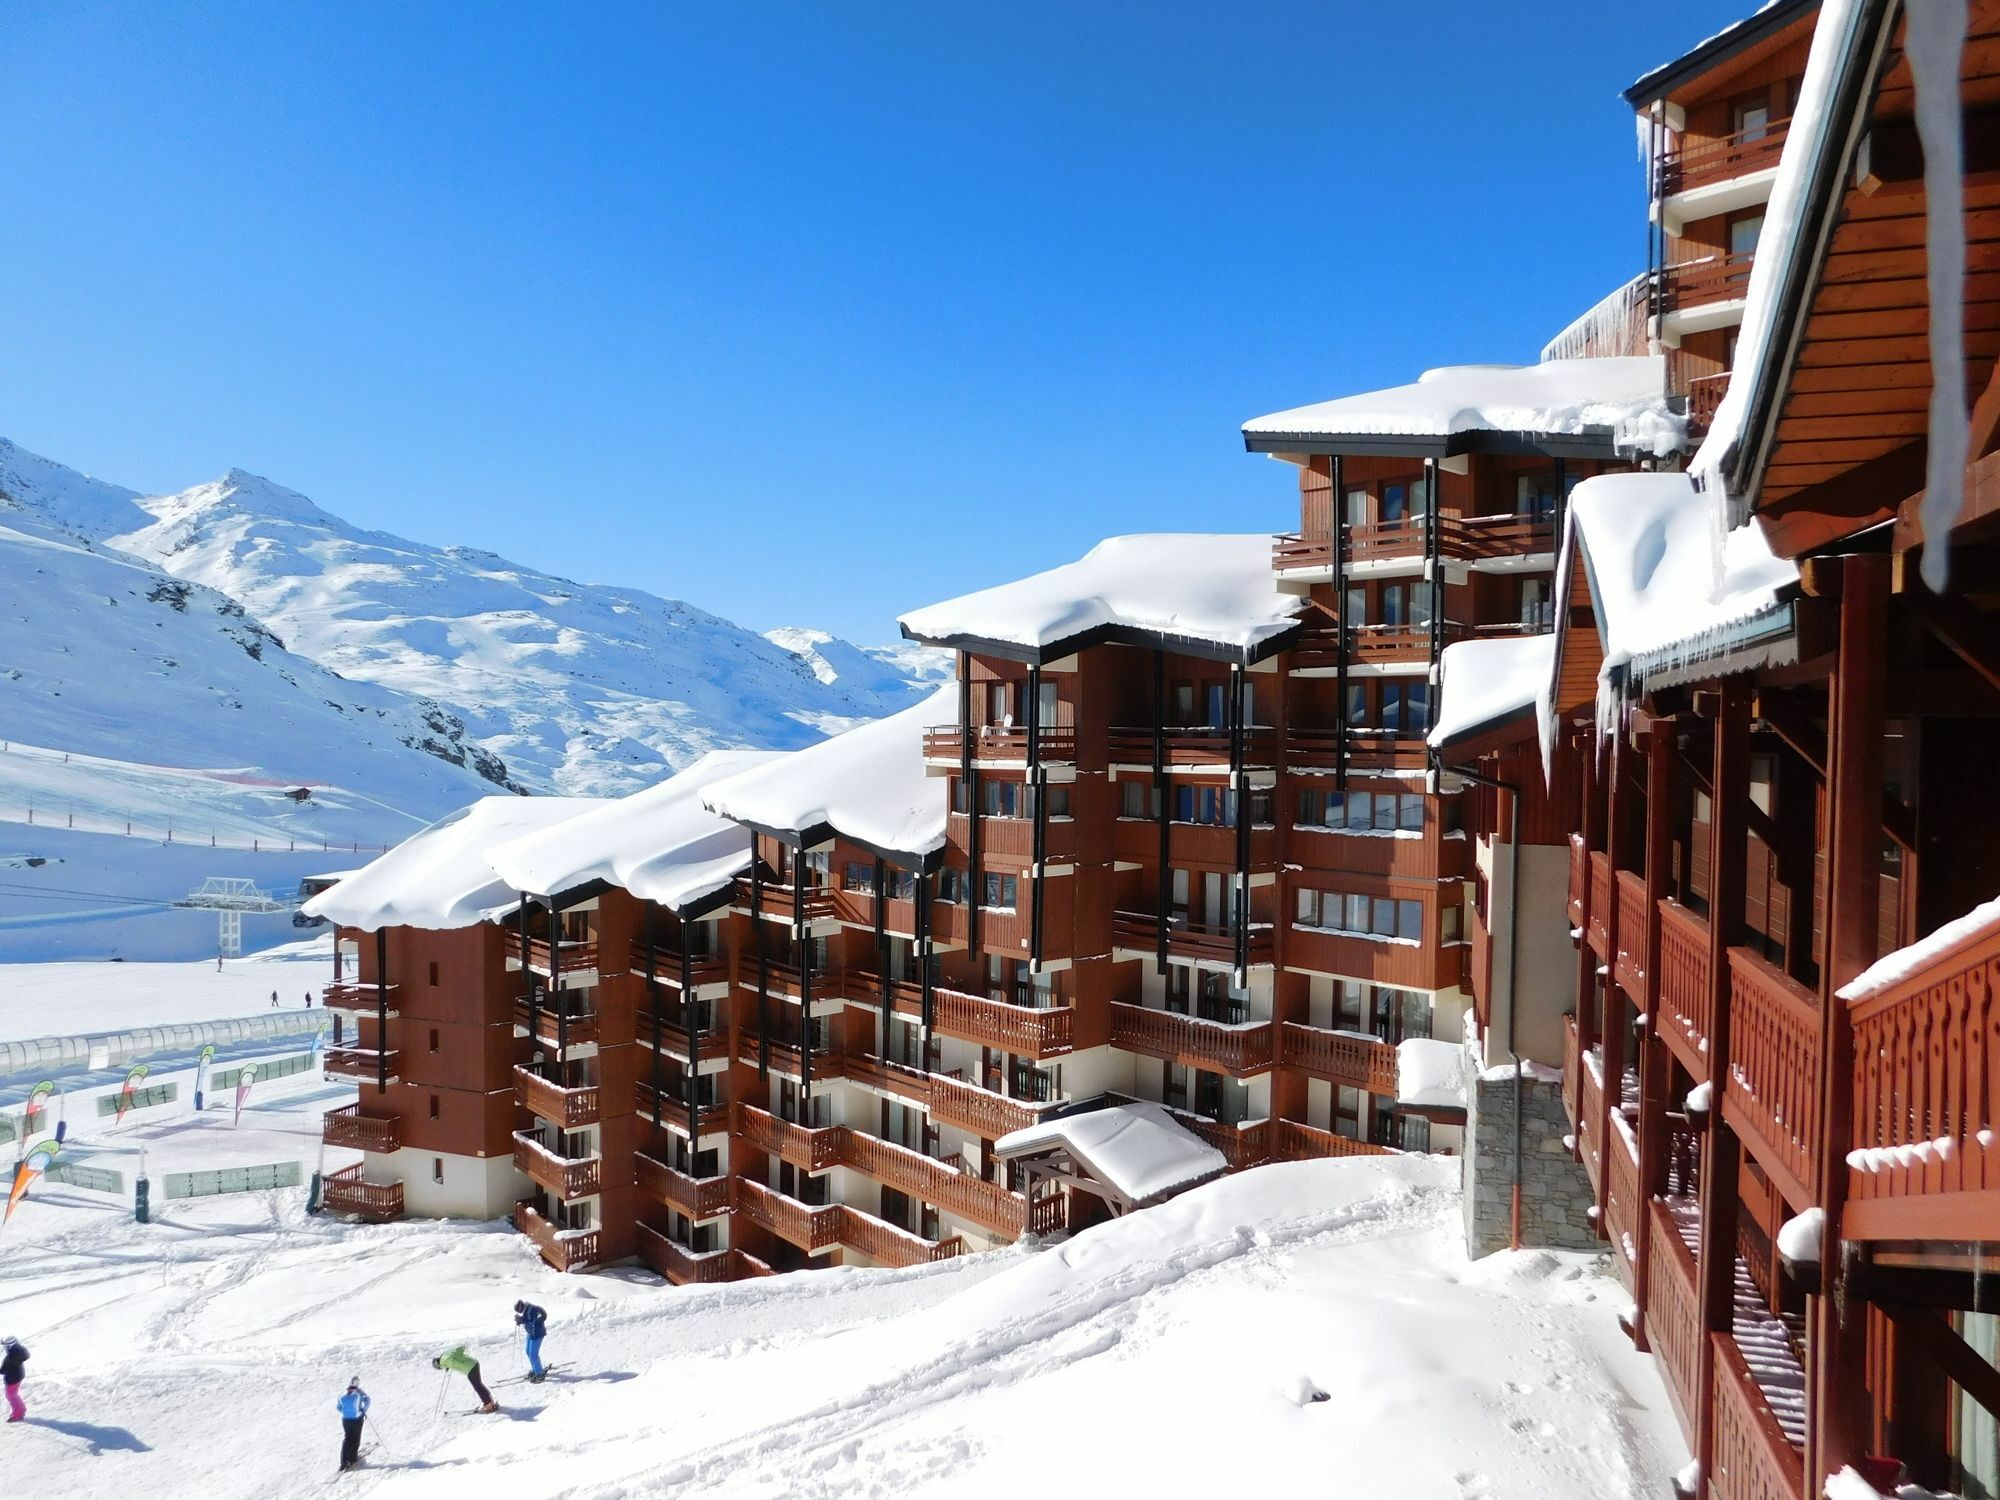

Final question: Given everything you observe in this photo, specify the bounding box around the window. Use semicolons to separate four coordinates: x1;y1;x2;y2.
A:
1345;683;1368;726
1521;577;1552;631
1343;488;1369;526
1381;482;1408;523
987;680;1014;725
1733;90;1771;142
1037;679;1059;727
1120;781;1153;819
939;867;967;904
1399;900;1423;940
433;1157;445;1185
1400;794;1425;832
1172;682;1196;725
428;961;439;987
1729;211;1764;257
1442;905;1463;943
429;1094;440;1120
1046;785;1071;818
952;778;970;815
982;779;1022;817
885;867;916;901
428;1027;440;1054
844;862;876;894
981;872;1018;910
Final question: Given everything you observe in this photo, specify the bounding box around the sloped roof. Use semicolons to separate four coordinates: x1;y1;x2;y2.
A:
994;1101;1227;1207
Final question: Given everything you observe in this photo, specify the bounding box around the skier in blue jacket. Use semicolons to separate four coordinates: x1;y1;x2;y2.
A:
336;1377;370;1471
513;1300;549;1382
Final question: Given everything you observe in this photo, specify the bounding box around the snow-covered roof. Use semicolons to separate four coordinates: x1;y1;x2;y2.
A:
994;1101;1227;1206
1624;0;1816;106
1242;358;1684;460
486;750;782;912
700;687;951;866
1429;633;1555;755
1396;1038;1470;1114
898;535;1303;665
301;796;602;932
1840;894;2000;1004
1569;471;1798;697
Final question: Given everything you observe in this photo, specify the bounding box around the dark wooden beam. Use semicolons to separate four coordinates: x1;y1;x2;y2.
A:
1881;1300;2000;1421
1757;440;1929;559
1757;692;1917;851
1903;586;2000;695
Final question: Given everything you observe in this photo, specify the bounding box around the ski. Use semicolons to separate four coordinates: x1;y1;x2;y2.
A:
495;1362;571;1386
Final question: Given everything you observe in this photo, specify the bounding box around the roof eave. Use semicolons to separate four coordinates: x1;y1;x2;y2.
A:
1242;427;1641;461
1621;0;1821;107
901;617;1304;670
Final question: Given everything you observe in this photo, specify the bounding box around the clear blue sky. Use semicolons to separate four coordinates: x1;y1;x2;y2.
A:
1;1;1749;642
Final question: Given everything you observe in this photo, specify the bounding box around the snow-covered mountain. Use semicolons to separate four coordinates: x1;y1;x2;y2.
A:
766;626;954;705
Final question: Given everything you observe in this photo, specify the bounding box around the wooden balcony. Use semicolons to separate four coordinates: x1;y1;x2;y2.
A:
1605;1115;1641;1293
1105;725;1276;769
322;1103;399;1154
1110;911;1275;969
1567;833;1587;929
1659;116;1790;196
1272;1117;1397;1162
932;986;1075;1058
1578;1049;1606;1194
1660;250;1757;313
320;982;398;1017
636;1223;738;1285
837;1206;966;1268
514;1129;603;1201
733;1102;843;1173
1278;1023;1399;1096
633;1151;732;1221
949;811;1079;865
322;1163;404;1222
1562;1013;1581;1123
1687;371;1731;434
1656;900;1713;1073
755;1035;848;1084
632;1082;724;1138
633;1008;727;1063
1110;1002;1275;1077
512;995;599;1049
1273;513;1557;577
837;1130;1027;1238
733;1176;843;1253
1847;918;2000;1241
1586;851;1612;957
734;877;838;927
921;723;1077;766
1613;870;1650;1003
1645;1200;1703;1440
839;1052;934;1108
323;1046;399;1084
928;1071;1042;1139
516;935;600;977
513;1063;601;1129
1710;1330;1805;1500
758;961;846;1007
1723;946;1822;1210
1173;1112;1270;1171
1284;727;1428;773
517;1200;602;1272
628;939;729;990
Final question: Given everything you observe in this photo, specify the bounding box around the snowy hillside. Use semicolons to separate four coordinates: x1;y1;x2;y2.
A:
3;1118;1686;1499
101;468;937;796
765;626;952;729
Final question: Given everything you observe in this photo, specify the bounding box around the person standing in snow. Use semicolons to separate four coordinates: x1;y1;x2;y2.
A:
432;1345;496;1412
2;1335;27;1423
270;990;279;1007
336;1377;369;1469
513;1300;549;1381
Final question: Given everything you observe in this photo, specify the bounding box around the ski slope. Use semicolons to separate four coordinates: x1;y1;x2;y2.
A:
0;937;333;1043
3;1137;1687;1500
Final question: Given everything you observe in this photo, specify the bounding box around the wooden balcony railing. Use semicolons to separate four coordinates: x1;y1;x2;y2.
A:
513;1130;603;1201
1613;870;1650;1003
1579;1049;1606;1193
835;1207;966;1269
1109;911;1275;968
323;1047;398;1083
733;1102;844;1173
1646;1202;1703;1438
933;988;1075;1058
837;1130;1027;1238
1105;725;1277;768
519;935;600;976
628;939;729;990
920;724;1077;765
320;982;398;1016
636;1223;737;1285
1605;1117;1641;1292
513;1064;601;1129
1586;851;1612;957
1273;512;1558;576
1109;1002;1275;1077
1284;727;1428;772
517;1201;603;1272
1271;1117;1398;1162
322;1103;400;1154
1567;833;1588;929
1562;1014;1581;1123
733;878;839;926
513;995;599;1048
633;1008;727;1061
1725;946;1821;1208
928;1071;1042;1139
323;1163;404;1222
633;1151;733;1220
1660;251;1757;313
1847;924;2000;1240
1659;116;1790;196
733;1176;843;1252
1277;1023;1399;1095
836;1050;935;1107
1687;372;1731;433
1656;901;1714;1072
1174;1112;1271;1171
1710;1331;1805;1500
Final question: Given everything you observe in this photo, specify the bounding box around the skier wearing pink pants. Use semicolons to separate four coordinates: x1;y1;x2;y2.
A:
2;1335;27;1422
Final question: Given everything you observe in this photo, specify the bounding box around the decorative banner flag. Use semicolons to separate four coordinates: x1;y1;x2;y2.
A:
116;1064;150;1125
4;1140;61;1227
194;1044;216;1111
233;1061;259;1129
22;1081;54;1139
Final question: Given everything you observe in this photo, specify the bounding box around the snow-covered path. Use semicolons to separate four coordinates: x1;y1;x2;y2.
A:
2;1150;1685;1500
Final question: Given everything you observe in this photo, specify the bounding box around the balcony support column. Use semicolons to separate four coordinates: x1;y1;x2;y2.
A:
374;927;389;1094
681;917;697;1142
645;904;662;1130
1332;454;1348;791
1153;647;1171;975
550;900;567;1060
1424;456;1441;728
1231;662;1249;987
1573;723;1604;1092
519;893;536;1047
795;850;812;1106
752;836;769;1080
1808;553;1888;1493
1693;677;1751;1500
1028;664;1045;975
1597;704;1632;1238
918;870;935;1075
875;857;891;1061
1632;717;1678;1350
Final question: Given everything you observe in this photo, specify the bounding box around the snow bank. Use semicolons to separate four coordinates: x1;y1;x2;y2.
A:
994;1101;1227;1205
898;534;1301;661
1430;632;1555;752
1243;357;1684;459
701;687;952;864
1840;892;2000;1003
1397;1037;1471;1112
301;795;602;931
488;750;780;911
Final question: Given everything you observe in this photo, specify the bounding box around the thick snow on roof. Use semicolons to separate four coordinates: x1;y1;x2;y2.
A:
1840;894;2000;1004
301;796;601;932
700;686;952;864
1396;1038;1471;1113
1243;358;1684;459
898;535;1301;662
486;750;782;911
994;1101;1227;1206
1570;471;1797;688
1429;633;1556;753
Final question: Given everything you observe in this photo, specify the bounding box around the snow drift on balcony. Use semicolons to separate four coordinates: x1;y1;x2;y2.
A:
1429;632;1556;754
1570;471;1797;705
487;749;783;912
994;1101;1227;1206
1839;892;2000;1004
1396;1038;1471;1113
301;795;602;931
1241;357;1684;459
897;534;1302;661
700;686;952;864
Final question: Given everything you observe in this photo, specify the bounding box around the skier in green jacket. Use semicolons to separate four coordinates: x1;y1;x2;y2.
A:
432;1345;497;1412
